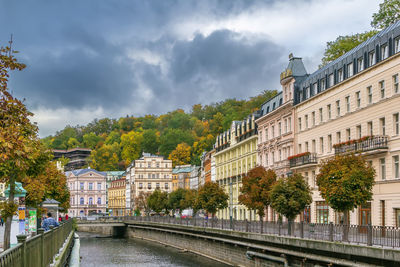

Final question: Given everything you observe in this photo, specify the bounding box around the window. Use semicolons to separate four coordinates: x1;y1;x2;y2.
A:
165;183;169;189
298;118;302;131
80;182;84;190
312;83;317;95
305;115;309;129
271;126;275;138
156;162;160;168
278;122;282;136
139;183;143;189
97;183;101;190
336;131;341;143
89;197;93;205
265;127;268;140
368;121;373;135
312;112;315;126
336;100;340;117
298;144;302;153
319;108;323;123
317;201;329;224
394;74;399;94
368;50;376;66
312;171;316;188
337;68;343;82
320;137;324;154
305;86;310;99
380;117;386;135
288;117;292;132
356;91;361;108
80;197;84;205
148;183;151;189
312;140;316;153
156;183;160;189
380;80;385;98
347;63;353;77
394;156;400;179
381;44;389;60
394;113;399;135
346;128;351;140
380;158;386;180
358;57;364;71
329;74;334;87
148;162;151;168
321;78;326;91
328;134;332;152
305;142;309;152
97;197;101;205
357;125;362;139
346;96;350;112
327;104;331;119
284;119;288;133
395;37;400;53
367;86;373;104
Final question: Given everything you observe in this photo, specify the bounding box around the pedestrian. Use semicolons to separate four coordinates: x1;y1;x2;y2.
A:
41;212;59;231
65;214;69;221
58;215;62;222
0;216;3;226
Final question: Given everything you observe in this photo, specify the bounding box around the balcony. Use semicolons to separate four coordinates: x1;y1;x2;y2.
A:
88;204;97;208
334;136;388;155
289;153;317;169
275;160;290;169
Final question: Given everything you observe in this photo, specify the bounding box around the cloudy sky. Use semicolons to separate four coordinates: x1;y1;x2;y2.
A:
1;0;381;137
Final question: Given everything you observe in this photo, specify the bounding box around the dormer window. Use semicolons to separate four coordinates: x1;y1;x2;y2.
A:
329;74;334;87
312;83;317;95
347;63;353;77
305;87;310;99
381;44;389;60
395;37;400;53
368;51;376;66
320;78;326;91
357;57;364;72
337;68;343;83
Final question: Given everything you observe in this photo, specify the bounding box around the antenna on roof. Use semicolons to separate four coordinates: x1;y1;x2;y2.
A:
289;53;294;59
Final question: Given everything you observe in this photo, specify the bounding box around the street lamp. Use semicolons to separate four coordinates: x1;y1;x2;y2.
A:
229;178;233;230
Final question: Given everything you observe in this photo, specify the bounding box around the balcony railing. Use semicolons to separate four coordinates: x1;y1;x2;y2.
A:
289;153;317;168
275;159;289;169
334;136;388;155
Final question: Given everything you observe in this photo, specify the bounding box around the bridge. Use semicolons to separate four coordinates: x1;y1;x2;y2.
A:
77;216;400;267
0;219;75;267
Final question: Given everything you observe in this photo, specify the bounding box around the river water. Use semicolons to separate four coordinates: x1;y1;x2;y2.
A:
78;232;230;267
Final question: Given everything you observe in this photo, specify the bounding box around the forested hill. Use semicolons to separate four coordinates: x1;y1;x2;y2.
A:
42;90;277;170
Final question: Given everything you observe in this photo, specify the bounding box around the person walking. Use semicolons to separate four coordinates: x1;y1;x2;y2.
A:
0;216;3;226
41;212;59;231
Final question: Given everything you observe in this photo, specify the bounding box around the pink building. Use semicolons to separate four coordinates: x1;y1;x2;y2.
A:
66;168;107;217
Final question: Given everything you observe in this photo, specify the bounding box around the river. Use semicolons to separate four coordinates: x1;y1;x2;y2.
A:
78;232;230;267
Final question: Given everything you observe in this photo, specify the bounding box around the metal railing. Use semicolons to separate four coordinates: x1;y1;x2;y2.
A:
0;219;74;267
122;216;400;248
334;135;388;154
289;153;317;168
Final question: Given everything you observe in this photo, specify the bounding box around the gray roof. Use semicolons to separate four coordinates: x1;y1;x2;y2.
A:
42;198;60;204
286;56;308;77
260;92;283;116
66;168;106;177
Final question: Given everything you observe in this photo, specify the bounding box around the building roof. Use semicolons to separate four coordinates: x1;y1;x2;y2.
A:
260;92;283;117
139;152;165;159
42;198;60;204
106;171;125;176
172;165;196;174
65;168;106;177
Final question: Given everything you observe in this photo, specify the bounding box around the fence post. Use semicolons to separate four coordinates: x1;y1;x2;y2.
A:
245;219;249;232
232;219;235;231
300;221;304;238
17;234;27;267
329;222;333;242
367;224;373;246
38;228;45;267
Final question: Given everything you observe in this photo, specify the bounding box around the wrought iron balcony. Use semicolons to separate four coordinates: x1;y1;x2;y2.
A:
289;153;317;168
334;136;388;155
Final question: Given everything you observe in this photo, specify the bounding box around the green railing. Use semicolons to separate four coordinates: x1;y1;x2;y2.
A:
0;219;74;267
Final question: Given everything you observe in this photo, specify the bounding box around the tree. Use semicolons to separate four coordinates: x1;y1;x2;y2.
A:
239;167;276;233
270;174;312;235
317;154;375;240
67;137;80;148
147;190;169;214
121;131;143;164
320;31;378;67
168;143;192;167
105;130;121;145
168;188;188;215
159;129;193;157
135;191;151;215
83;132;102;149
197;182;228;221
142;129;160;154
371;0;400;30
90;143;121;171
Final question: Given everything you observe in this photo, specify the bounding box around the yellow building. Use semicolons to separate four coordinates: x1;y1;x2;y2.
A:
214;114;260;221
172;165;195;191
108;177;126;216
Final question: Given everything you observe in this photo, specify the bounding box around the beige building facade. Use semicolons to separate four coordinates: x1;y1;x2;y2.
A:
215;114;260;221
291;23;400;226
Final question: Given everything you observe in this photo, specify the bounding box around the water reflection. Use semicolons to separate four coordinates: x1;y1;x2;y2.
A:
78;232;230;267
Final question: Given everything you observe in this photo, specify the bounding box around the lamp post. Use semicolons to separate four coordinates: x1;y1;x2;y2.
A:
229;179;233;230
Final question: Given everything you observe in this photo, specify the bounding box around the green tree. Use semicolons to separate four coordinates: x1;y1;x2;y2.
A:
197;182;228;220
371;0;400;30
270;174;312;235
135;191;151;215
90;143;121;171
320;31;378;67
67;137;80;148
121;131;143;164
168;188;188;215
239;167;276;233
142;129;160;154
105;130;121;145
317;154;375;240
147;190;169;214
159;129;193;157
83;132;102;149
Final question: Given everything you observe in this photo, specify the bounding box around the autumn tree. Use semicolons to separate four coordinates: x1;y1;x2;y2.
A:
169;143;191;167
371;0;400;30
121;131;143;164
239;167;276;233
159;128;193;157
90;143;121;171
168;188;188;215
142;129;160;154
135;191;152;215
147;190;169;214
197;182;228;221
317;154;375;240
270;174;312;235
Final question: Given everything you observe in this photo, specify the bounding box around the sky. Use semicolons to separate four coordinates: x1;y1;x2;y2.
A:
0;0;381;137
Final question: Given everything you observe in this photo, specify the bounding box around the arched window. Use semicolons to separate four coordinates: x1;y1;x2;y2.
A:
97;197;101;205
89;197;93;205
80;197;84;205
